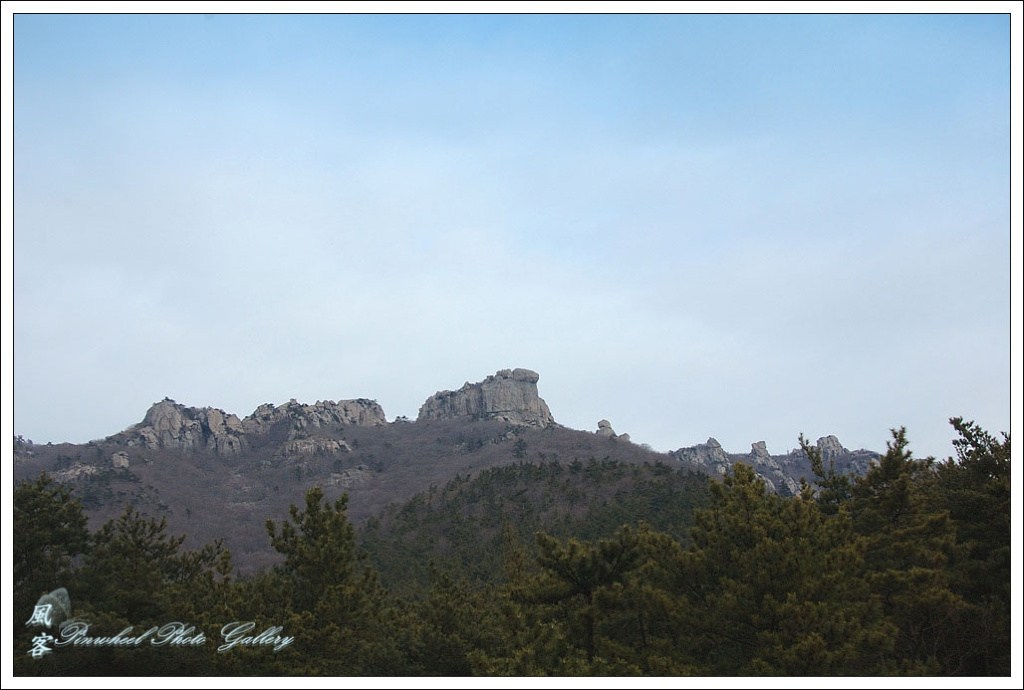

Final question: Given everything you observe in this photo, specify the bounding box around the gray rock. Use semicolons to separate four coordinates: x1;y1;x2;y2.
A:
278;437;351;457
121;400;247;455
110;397;386;456
746;441;803;494
242;398;386;436
52;463;99;482
671;437;732;475
673;436;863;497
816;435;848;462
418;368;555;427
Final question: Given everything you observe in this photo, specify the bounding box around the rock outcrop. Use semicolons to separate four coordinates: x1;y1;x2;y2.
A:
671;437;731;475
278;437;351;458
242;398;386;436
747;441;801;496
594;420;630;442
118;400;248;455
817;434;846;462
417;368;555;427
670;435;879;496
111;397;386;456
802;435;878;477
51;462;99;483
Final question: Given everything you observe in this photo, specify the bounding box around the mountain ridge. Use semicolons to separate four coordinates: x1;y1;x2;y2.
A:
13;367;880;571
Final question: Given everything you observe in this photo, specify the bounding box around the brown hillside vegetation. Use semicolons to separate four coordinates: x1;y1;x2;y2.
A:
14;416;681;573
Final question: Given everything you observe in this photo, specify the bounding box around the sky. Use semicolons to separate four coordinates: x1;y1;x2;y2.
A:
6;7;1019;462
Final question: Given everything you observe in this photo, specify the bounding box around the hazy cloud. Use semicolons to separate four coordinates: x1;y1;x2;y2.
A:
11;12;1012;460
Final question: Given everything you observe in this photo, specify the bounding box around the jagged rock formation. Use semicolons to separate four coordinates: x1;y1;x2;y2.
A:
747;441;802;496
800;436;878;477
116;400;248;455
817;434;846;462
243;398;386;435
417;368;555;427
110;397;386;456
278;437;351;458
595;420;630;443
670;435;880;496
51;462;99;483
672;437;731;475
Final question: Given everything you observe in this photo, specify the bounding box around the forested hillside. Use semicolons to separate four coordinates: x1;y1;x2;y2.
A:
358;460;711;596
13;419;1010;676
13;413;695;574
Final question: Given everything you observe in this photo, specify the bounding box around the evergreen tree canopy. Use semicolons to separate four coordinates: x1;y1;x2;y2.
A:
13;473;90;611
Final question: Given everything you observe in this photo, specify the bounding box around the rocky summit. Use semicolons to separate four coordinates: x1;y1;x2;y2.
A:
417;368;555;428
670;435;880;497
109;397;386;456
13;367;887;574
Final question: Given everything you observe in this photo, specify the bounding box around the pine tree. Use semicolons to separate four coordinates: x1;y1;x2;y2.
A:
932;418;1011;675
532;525;645;666
665;463;894;675
847;428;970;674
263;486;397;674
468;523;641;675
13;473;91;676
75;506;233;675
80;507;188;623
13;473;90;618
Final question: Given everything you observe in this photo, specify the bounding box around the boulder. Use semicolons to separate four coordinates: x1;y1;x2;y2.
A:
418;368;555;427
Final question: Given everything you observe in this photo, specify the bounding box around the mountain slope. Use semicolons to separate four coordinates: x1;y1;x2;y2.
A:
13;368;878;573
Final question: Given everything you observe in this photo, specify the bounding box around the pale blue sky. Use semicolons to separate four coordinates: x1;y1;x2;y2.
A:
10;11;1014;459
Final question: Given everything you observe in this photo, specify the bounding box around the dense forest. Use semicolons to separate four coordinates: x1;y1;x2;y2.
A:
12;418;1010;676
